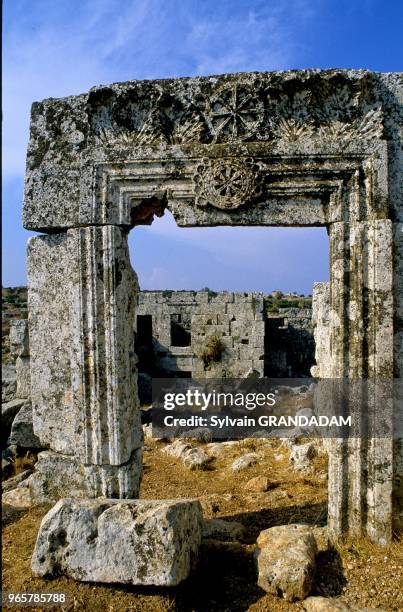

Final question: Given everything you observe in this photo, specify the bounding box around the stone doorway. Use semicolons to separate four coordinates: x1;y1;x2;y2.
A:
23;70;402;545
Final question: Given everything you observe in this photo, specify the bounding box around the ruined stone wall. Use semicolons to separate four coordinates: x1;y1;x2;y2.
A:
136;291;266;378
265;307;314;377
136;291;315;379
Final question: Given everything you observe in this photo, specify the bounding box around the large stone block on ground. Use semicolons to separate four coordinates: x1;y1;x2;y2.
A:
32;498;203;585
255;524;317;601
29;450;143;503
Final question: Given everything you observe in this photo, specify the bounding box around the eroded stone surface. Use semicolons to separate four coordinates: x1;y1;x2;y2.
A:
9;319;29;358
32;498;203;585
231;453;259;471
2;365;16;403
255;524;317;601
15;357;31;399
8;401;42;448
28;234;76;455
29;450;142;504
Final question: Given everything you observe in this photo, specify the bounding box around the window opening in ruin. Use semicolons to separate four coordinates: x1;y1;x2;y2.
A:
171;314;191;347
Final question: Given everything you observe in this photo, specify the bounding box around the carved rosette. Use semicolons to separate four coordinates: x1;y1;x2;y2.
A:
194;159;259;210
207;84;265;142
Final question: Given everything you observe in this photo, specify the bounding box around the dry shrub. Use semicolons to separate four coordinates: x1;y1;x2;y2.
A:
11;451;37;476
200;334;225;368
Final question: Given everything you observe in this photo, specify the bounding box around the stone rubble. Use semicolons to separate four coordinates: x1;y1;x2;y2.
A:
255;524;318;601
289;442;317;471
8;401;42;449
231;453;259;471
162;440;211;470
32;498;203;586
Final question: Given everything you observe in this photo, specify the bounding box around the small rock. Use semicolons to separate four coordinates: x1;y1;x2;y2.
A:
2;487;31;508
296;407;313;419
2;469;32;492
8;401;42;448
162;440;210;470
142;423;153;439
289;442;316;471
202;518;245;541
231;453;259;472
162;440;191;458
303;596;381;611
244;475;269;492
199;493;233;515
206;442;226;457
182;447;210;470
181;427;212;443
255;523;317;601
2;398;25;435
310;526;329;552
32;498;203;586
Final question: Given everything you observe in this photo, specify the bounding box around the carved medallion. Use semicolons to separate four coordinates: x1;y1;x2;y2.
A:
194;159;257;210
208;84;264;141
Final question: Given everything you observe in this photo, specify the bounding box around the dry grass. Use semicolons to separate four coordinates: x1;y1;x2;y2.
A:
2;439;402;611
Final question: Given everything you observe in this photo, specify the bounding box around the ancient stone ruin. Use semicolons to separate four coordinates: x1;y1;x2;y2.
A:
20;68;402;564
136;290;314;388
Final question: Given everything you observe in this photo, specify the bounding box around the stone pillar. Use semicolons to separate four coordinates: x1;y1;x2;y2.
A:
327;220;394;546
28;227;142;503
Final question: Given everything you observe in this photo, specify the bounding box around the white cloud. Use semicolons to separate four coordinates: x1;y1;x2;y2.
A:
3;0;319;180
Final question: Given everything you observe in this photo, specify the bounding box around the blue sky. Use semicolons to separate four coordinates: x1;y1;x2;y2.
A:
3;0;402;292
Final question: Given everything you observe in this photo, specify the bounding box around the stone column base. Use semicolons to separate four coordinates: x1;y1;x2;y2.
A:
29;449;142;505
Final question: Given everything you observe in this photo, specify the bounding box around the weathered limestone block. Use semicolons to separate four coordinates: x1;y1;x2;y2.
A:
2;398;25;434
9;319;29;357
28;233;76;455
16;356;31;399
2;470;32;493
311;282;330;378
29;449;142;504
231;453;259;471
289;443;316;471
32;498;203;585
162;440;211;470
8;401;42;448
69;225;142;466
255;524;317;601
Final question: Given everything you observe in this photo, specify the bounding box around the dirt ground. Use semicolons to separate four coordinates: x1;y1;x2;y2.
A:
2;438;403;611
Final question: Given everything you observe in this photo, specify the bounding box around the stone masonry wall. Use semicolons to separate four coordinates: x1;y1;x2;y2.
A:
137;291;266;378
136;291;315;380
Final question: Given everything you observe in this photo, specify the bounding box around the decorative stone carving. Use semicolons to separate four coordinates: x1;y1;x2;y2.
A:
194;159;258;209
207;83;264;142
